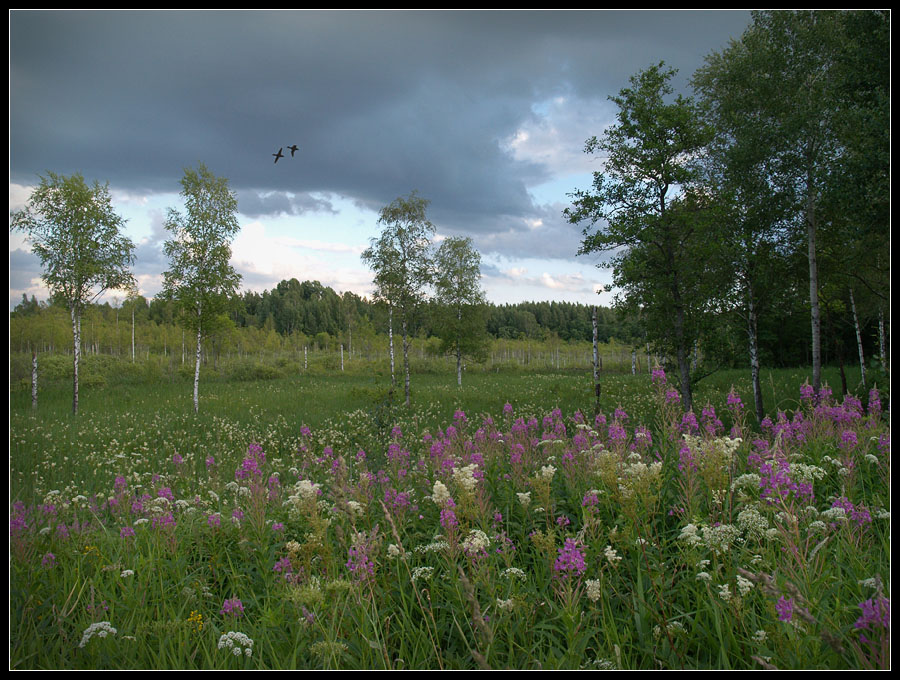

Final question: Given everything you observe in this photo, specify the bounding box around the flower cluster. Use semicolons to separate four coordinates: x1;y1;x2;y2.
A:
218;631;253;657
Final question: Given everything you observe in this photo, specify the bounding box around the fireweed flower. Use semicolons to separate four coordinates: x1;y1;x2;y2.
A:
553;539;586;580
41;552;56;568
120;526;135;540
775;596;794;622
220;598;245;618
854;598;890;638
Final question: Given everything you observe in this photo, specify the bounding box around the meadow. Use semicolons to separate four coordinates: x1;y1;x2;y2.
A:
9;360;890;669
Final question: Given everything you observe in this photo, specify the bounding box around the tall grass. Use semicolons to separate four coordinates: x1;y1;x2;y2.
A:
9;365;888;669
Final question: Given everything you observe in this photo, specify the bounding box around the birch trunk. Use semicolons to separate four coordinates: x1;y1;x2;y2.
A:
71;308;81;415
193;310;202;413
878;308;887;372
806;162;822;395
592;307;599;384
402;317;410;406
850;287;866;389
31;350;38;410
388;304;395;388
456;305;462;388
747;290;765;423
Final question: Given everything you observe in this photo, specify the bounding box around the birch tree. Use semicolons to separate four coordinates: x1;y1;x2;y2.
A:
361;191;435;406
11;172;136;415
161;163;241;413
565;63;716;412
432;236;488;387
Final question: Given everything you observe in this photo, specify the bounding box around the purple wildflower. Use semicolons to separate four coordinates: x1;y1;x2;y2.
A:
776;596;794;622
220;598;244;618
553;539;586;580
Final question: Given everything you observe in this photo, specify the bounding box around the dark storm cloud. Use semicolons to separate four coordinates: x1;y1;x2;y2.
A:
10;10;751;256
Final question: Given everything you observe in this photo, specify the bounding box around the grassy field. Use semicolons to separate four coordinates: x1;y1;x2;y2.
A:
9;362;890;669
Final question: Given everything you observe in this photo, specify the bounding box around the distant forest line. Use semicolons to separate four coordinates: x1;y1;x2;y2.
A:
10;276;879;374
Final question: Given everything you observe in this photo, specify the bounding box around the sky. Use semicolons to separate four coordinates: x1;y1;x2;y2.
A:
9;9;753;312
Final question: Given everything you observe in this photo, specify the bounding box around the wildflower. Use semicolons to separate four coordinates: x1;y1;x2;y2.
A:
775;596;794;622
585;579;603;602
603;545;622;566
187;610;204;632
461;529;491;558
516;492;531;508
855;597;890;634
120;526;135;540
752;630;768;644
411;566;435;583
539;465;556;481
736;574;753;597
120;569;134;578
496;598;516;612
217;631;253;657
431;480;451;506
79;621;117;648
220;598;245;618
553;539;586;580
502;567;527;583
41;552;56;569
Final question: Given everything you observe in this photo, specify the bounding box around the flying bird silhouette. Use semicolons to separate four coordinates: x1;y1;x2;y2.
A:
273;147;284;163
288;144;299;157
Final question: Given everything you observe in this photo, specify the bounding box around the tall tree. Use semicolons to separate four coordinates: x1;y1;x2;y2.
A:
11;172;136;415
693;39;797;423
432;236;489;387
361;191;435;406
565;63;715;411
161;163;242;413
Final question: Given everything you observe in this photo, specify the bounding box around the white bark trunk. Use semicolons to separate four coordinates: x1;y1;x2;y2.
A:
748;290;764;423
402;317;410;406
592;306;599;384
31;350;38;410
71;308;80;415
850;287;866;389
389;304;395;388
193;317;202;414
806;163;822;395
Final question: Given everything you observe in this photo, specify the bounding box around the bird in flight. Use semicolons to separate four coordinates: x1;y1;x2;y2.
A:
273;147;284;163
288;144;299;157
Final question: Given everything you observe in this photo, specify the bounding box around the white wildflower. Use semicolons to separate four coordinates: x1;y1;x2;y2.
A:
79;621;117;648
752;629;768;644
431;480;451;506
218;631;253;657
585;579;603;602
539;465;556;481
496;598;516;612
736;574;753;597
604;545;622;565
501;567;527;583
461;529;491;555
452;464;479;494
411;566;435;583
516;492;531;508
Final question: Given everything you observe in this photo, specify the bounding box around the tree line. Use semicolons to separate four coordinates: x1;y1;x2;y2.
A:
565;10;889;416
11;11;888;417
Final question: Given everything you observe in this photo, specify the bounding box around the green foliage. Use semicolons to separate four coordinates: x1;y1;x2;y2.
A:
161;164;242;336
566;62;718;411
